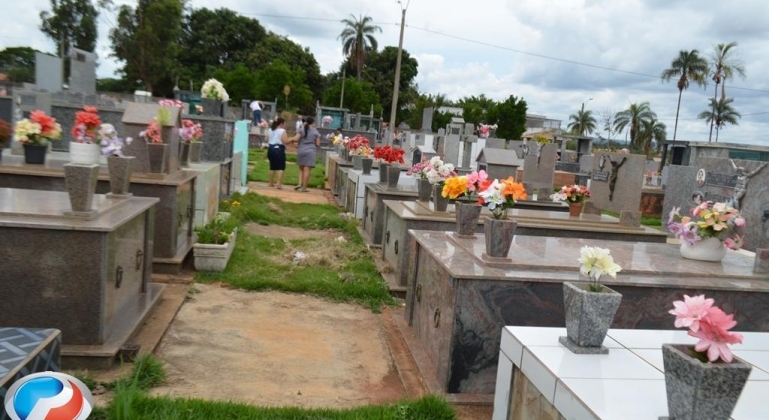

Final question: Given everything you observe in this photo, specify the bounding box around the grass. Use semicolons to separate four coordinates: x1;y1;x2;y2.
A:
247;148;326;189
200;192;396;312
601;210;662;228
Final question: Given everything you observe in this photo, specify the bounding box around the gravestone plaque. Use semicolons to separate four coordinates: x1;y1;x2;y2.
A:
35;53;62;93
121;103;182;174
522;143;557;194
485;137;506;149
69;49;97;95
421;107;434;133
590;153;645;217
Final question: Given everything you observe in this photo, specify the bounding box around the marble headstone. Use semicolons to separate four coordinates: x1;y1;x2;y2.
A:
69;48;96;95
485;137;506;150
35;53;62;93
522;143;558;196
421;107;434;133
590;153;645;218
121;103;182;174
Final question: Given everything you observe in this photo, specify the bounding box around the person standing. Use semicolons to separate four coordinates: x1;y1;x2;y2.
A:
294;117;321;192
267;118;299;189
250;100;262;125
295;116;304;135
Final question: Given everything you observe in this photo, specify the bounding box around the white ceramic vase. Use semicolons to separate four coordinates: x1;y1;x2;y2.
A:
680;237;727;262
70;142;101;165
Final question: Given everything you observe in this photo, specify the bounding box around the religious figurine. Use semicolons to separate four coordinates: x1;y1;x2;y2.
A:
730;159;767;210
607;155;627;202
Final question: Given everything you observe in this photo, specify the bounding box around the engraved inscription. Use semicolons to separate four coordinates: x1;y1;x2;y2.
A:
592;171;609;182
705;171;738;188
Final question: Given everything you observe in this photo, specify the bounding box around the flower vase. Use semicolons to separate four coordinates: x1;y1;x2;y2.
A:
352;154;363;170
455;202;482;238
107;156;134;197
559;281;622;354
179;142;191;168
680;237;727;262
386;165;400;189
569;201;584;217
146;143;169;174
433;184;449;212
483;216;516;258
23;144;47;164
417;179;432;202
69;142;101;165
379;163;390;183
63;163;99;215
361;157;373;175
190;142;203;163
661;344;751;420
345;149;353;162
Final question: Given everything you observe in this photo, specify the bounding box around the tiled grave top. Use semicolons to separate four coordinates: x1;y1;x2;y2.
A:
410;230;768;289
0;328;60;379
366;182;419;196
0;188;158;231
500;326;769;420
0;151;197;186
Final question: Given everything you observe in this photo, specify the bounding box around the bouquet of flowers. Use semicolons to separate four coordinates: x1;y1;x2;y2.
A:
578;246;622;292
99;124;132;156
322;115;333;127
668;202;745;250
71;106;101;144
200;78;230;102
335;136;350;147
669;294;744;363
441;169;489;203
140;119;162;144
426;156;456;184
347;135;370;154
158;99;183;108
14;110;62;145
373;145;405;164
407;157;431;179
550;185;591;203
477;177;527;219
351;145;373;157
179;119;203;143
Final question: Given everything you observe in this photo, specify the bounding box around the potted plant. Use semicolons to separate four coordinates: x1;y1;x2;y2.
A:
141;110;169;174
70;106;102;164
14;110;62;164
550;184;591;217
424;156;455;211
348;136;371;170
0;119;10;162
100;123;134;197
442;170;489;238
321;115;333;128
372;144;389;183
357;146;374;174
200;78;229;117
559;246;623;354
193;211;238;272
180;119;204;163
663;295;751;419
668;202;745;262
407;157;433;202
373;145;405;188
478;176;527;258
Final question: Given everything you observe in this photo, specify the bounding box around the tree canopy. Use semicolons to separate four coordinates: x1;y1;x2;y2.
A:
0;47;39;83
40;0;101;54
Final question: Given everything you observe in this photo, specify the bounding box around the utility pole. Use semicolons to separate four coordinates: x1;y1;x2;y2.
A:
388;3;408;146
340;67;346;109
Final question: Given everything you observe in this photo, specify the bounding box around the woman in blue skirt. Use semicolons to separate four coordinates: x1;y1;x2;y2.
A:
267;118;299;189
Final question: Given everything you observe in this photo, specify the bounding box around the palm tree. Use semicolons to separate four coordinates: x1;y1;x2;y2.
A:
338;14;382;81
708;42;746;142
566;109;597;136
613;102;656;149
636;118;667;156
660;50;709;142
698;97;741;142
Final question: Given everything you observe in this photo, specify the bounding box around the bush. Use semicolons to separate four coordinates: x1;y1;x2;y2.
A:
195;213;238;245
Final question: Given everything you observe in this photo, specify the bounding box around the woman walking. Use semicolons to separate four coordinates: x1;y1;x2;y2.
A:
295;116;321;192
267;118;299;189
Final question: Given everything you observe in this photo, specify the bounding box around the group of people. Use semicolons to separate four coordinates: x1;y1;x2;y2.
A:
265;116;321;192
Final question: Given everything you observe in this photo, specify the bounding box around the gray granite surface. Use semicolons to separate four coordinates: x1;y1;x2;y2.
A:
590;152;645;214
522;143;557;192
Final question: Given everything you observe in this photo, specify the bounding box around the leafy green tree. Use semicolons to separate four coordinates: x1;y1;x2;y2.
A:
708;42;745;142
636;118;667;156
567;109;597;136
254;60;313;114
489;95;527;140
613;102;656;148
698;97;740;143
249;34;323;100
405;93;452;130
212;64;257;104
323;77;381;116
432;110;455;132
458;94;497;126
0;47;39;83
109;0;185;95
661;49;709;141
96;77;140;92
40;0;102;53
338;14;381;81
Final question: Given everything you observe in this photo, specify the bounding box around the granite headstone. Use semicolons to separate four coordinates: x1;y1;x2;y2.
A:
590;152;645;221
522;143;557;195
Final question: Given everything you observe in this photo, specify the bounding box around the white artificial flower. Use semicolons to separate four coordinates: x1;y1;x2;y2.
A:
478;179;505;209
578;246;621;280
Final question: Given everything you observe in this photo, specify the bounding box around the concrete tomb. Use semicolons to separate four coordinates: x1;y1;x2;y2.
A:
476;148;524;181
362;183;418;246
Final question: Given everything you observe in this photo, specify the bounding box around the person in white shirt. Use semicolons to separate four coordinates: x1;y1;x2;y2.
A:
295;116;304;134
249;100;262;125
267;117;301;189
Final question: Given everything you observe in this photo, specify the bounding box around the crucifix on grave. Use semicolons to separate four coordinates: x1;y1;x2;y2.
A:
589;152;645;227
730;159;768;210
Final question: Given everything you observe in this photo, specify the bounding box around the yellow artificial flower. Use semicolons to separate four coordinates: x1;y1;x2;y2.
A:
442;176;469;199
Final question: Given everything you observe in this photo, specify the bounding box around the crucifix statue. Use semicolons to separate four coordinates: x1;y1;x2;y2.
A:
607;155;627;202
730;159;768;210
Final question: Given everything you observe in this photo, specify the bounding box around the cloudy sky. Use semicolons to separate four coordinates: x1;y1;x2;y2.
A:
3;0;769;145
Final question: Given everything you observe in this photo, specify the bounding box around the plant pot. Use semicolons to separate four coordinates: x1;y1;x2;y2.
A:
201;98;222;117
569;201;584;217
680;237;727;262
560;281;622;354
386;165;401;189
352;154;363;170
190;142;203;163
456;202;482;237
345;149;353;162
23;144;47;164
417;179;432;202
661;344;751;420
146;143;169;174
484;216;517;258
107;155;134;196
379;162;390;183
179;142;191;167
69;142;101;165
361;157;373;175
63;163;99;214
194;228;237;272
433;184;449;212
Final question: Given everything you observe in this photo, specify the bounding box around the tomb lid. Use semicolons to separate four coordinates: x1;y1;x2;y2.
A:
476;148;523;165
122;102;182;127
411;144;436;154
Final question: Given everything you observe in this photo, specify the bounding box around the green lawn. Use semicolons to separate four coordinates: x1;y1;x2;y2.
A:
199;192;396;312
601;210;662;229
247;148;326;189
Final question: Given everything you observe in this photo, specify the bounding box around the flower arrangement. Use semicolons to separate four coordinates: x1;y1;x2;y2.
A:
550;185;591;203
99;124;132;156
140;119;162;144
667;202;745;250
373;145;405;164
407;157;431;179
71;106;101;144
158;99;183;108
578;246;622;292
322;115;333;127
334;136;350;147
14;110;62;145
426;156;456;184
351;145;373;157
441;169;489;202
347;135;370;154
477;177;527;219
669;294;744;363
179;119;203;143
200;78;230;102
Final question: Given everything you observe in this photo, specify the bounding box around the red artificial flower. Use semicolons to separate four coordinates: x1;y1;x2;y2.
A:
30;110;57;136
373;145;405;164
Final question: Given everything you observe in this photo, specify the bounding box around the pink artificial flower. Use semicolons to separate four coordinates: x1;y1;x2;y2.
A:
724;237;735;250
669;294;714;332
689;318;743;363
466;170;488;191
734;217;746;227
